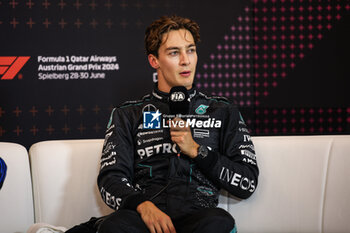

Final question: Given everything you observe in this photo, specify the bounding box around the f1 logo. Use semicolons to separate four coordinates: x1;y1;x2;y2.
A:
0;56;30;80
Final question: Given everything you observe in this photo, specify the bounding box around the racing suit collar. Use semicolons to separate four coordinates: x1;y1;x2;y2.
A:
152;83;197;102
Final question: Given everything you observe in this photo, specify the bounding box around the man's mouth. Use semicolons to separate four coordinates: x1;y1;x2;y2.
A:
179;71;191;77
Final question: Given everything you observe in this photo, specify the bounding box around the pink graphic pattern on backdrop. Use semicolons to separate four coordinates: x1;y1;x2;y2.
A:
196;0;350;107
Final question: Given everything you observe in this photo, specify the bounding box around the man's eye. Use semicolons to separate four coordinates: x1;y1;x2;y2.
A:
188;48;196;53
169;51;178;56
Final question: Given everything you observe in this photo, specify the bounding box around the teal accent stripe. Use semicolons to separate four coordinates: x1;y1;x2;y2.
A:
230;224;237;233
197;187;214;195
106;108;116;128
137;164;152;177
189;164;194;183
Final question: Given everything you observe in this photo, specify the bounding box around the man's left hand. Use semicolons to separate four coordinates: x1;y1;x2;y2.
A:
169;117;199;159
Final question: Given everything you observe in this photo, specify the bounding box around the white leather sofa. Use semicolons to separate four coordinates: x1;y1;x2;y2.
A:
1;136;350;233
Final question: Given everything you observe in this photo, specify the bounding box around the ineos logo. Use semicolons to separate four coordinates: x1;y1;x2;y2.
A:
170;92;185;102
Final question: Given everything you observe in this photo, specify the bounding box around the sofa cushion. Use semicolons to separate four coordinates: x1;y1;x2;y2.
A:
29;136;350;232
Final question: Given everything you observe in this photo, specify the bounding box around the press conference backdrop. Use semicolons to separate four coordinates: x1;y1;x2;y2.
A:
1;0;349;149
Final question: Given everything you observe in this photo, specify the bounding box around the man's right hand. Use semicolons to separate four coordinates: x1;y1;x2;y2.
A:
136;201;176;233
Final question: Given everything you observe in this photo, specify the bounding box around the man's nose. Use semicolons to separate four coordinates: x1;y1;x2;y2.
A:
180;52;190;66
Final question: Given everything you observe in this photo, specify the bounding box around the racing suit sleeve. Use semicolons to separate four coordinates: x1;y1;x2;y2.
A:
97;107;147;210
193;103;259;199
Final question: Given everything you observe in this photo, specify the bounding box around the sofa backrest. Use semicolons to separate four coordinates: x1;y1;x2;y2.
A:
28;136;350;232
223;135;350;233
0;142;34;233
29;139;113;229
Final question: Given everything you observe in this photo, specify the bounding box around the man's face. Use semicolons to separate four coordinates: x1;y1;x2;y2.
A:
149;29;198;93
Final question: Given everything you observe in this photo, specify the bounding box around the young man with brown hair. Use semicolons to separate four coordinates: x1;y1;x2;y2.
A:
97;15;259;233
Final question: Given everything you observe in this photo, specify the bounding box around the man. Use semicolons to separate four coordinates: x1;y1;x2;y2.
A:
98;15;259;233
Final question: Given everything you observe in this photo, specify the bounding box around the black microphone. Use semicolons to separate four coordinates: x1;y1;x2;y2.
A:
169;86;190;158
169;86;190;115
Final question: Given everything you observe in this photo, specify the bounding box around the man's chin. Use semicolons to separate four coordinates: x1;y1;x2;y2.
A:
177;78;194;89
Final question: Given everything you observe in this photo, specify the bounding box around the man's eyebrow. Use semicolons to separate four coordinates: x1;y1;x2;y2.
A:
165;47;180;51
165;44;196;51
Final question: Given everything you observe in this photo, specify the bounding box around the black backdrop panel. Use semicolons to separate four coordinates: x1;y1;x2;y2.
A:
0;0;349;149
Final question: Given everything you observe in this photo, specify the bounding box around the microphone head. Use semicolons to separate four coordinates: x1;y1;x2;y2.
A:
169;86;190;115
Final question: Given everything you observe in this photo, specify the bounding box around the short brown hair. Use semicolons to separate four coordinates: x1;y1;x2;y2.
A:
144;15;200;57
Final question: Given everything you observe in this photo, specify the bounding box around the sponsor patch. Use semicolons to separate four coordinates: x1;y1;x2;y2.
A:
143;110;161;129
193;129;210;138
195;104;209;114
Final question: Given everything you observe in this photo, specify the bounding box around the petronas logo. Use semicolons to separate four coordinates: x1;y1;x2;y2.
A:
195;105;209;114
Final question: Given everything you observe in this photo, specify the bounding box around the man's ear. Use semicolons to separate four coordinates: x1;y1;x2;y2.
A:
148;54;159;69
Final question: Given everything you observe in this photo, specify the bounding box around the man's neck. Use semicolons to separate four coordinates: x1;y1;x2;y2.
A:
157;83;193;93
